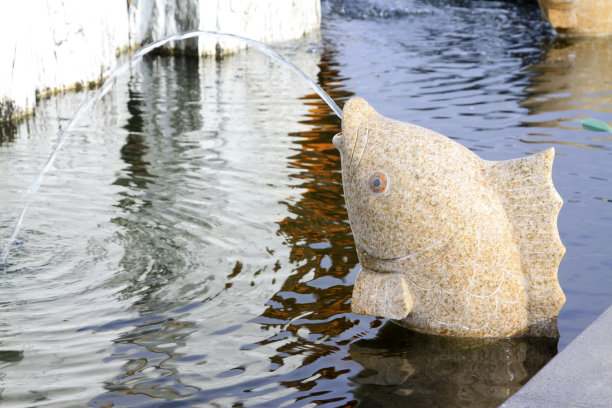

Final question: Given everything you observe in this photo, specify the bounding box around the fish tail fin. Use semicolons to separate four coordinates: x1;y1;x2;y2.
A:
484;148;565;337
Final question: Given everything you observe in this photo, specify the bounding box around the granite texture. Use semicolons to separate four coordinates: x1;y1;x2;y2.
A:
334;97;566;338
538;0;612;37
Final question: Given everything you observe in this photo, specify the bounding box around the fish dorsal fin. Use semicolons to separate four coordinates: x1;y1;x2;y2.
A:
483;148;565;337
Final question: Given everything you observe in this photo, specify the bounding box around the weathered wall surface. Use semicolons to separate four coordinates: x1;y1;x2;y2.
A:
128;0;321;56
199;0;321;56
0;0;321;122
0;0;129;122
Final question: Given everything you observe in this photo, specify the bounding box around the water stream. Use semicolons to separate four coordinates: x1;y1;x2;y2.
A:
1;1;611;407
0;30;342;266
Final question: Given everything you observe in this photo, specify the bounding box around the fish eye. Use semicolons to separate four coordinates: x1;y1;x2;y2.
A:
368;171;388;193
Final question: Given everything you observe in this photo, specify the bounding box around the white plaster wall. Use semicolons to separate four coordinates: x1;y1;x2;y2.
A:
129;0;200;55
1;0;321;120
129;0;321;56
0;0;129;119
200;0;321;55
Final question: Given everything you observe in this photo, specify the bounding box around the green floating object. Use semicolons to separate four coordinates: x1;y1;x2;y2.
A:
581;118;612;132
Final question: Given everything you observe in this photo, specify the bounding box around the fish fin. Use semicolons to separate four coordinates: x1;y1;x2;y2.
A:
484;148;565;337
351;268;413;320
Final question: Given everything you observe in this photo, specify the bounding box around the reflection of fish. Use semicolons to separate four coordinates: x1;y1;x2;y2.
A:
349;321;557;407
333;97;565;337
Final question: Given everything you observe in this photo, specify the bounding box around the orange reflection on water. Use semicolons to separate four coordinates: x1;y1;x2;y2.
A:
255;52;366;375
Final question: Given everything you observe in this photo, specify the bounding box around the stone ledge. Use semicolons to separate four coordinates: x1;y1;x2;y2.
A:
501;305;612;408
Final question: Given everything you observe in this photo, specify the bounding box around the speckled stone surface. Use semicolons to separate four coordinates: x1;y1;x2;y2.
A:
333;97;566;338
538;0;612;37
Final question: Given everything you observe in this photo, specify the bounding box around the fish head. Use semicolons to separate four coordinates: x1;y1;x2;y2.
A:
335;97;458;265
334;97;463;318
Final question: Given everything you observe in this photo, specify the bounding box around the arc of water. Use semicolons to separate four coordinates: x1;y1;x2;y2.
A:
0;30;343;266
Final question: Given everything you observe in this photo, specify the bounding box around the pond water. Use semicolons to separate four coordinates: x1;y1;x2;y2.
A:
1;0;611;407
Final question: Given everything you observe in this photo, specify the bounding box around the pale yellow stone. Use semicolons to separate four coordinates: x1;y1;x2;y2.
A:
334;97;566;338
538;0;612;37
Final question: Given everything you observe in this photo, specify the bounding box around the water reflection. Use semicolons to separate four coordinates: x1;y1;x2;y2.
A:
95;43;559;407
158;48;369;408
517;34;612;350
111;56;204;314
90;44;340;406
244;50;363;404
1;2;610;406
0;350;23;399
250;43;559;407
262;48;355;331
521;36;612;149
0;122;17;146
350;322;558;408
90;57;207;406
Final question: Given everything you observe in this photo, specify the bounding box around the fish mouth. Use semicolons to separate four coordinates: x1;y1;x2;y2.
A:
360;249;414;273
332;132;343;151
358;235;454;273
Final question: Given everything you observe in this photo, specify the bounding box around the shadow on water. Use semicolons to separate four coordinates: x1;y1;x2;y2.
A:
350;322;558;408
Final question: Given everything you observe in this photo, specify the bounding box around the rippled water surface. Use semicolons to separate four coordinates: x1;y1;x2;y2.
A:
1;1;611;407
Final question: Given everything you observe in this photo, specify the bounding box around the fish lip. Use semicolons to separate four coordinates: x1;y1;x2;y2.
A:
358;235;454;273
332;132;343;151
360;252;402;273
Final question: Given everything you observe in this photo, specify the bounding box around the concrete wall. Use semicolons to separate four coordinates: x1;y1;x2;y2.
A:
129;0;321;56
0;0;321;123
0;0;129;122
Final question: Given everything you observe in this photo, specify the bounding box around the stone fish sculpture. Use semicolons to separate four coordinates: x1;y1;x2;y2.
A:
333;97;566;338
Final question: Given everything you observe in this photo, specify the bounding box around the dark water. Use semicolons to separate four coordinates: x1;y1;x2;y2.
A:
1;0;611;407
